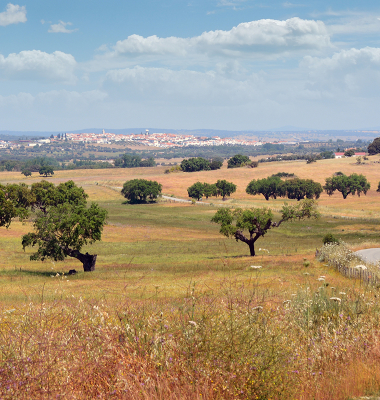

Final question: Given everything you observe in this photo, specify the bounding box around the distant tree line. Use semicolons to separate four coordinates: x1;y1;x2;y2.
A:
114;154;156;168
259;151;335;163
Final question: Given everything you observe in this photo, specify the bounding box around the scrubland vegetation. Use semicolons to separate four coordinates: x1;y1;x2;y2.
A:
1;155;380;399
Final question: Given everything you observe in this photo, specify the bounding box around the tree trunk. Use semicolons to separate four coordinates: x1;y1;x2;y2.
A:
248;241;255;256
65;249;97;271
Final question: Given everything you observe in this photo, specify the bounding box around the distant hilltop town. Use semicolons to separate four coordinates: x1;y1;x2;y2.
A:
65;129;267;148
0;128;374;150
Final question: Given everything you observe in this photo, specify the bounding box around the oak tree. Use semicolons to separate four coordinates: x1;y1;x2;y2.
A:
39;165;54;177
121;179;162;203
187;182;204;200
324;173;370;199
246;176;285;201
22;181;107;272
211;199;319;256
216;179;237;200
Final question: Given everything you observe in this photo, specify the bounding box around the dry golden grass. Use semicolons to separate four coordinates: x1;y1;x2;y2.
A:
1;157;380;398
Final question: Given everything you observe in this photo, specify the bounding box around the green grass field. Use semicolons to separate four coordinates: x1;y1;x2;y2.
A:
1;158;380;399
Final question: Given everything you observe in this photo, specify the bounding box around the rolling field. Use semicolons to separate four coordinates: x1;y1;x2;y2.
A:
1;156;380;399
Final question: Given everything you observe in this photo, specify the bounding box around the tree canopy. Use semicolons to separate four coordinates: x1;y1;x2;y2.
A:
0;183;31;228
0;180;107;272
211;199;320;256
368;137;380;155
246;176;285;201
216;179;237;200
284;179;323;201
21;169;32;177
344;149;355;157
324;173;370;199
39;165;54;177
246;177;322;201
227;154;250;168
203;183;217;199
121;179;162;203
180;157;211;172
209;158;223;170
187;182;205;200
22;202;107;271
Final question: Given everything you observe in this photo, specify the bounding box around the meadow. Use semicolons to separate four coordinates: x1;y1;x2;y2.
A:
1;155;380;399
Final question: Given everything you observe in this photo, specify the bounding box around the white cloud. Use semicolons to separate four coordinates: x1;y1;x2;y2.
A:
107;17;331;60
0;50;77;83
0;3;26;26
48;20;78;33
327;14;380;36
302;47;380;96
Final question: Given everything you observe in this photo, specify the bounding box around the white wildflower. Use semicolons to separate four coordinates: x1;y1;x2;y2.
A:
330;297;342;303
354;265;367;270
188;321;197;327
250;265;262;269
317;277;325;281
339;292;346;295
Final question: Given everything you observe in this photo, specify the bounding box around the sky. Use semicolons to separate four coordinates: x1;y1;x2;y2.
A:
1;0;380;132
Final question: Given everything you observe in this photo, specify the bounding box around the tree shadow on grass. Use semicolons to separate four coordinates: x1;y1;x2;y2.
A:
2;270;78;277
122;200;158;205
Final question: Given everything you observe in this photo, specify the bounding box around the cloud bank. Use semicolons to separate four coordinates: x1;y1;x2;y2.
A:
0;50;77;83
108;17;331;59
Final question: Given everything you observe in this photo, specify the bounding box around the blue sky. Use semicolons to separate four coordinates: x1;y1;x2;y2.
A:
1;0;380;131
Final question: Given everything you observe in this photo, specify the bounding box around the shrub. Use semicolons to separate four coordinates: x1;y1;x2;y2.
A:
227;154;250;168
272;172;295;178
322;233;339;245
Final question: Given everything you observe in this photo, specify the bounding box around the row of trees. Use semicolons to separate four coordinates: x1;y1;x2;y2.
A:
245;173;370;200
187;180;237;201
22;165;54;177
180;154;257;172
0;181;107;271
246;177;323;201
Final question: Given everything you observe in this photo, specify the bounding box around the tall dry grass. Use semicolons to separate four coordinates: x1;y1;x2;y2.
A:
1;271;380;399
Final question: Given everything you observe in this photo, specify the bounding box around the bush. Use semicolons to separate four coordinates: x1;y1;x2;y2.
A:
322;233;339;245
272;172;295;178
227;154;250;168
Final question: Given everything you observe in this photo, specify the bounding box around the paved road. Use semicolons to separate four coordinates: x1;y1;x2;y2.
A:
354;248;380;263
